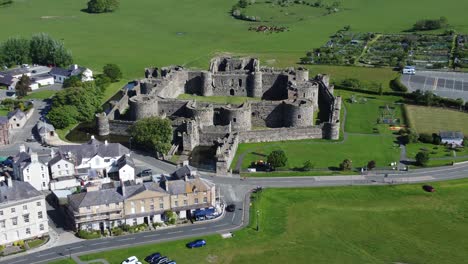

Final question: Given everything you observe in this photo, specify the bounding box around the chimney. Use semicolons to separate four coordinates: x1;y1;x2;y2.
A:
120;179;126;197
90;135;95;140
72;64;78;70
30;152;38;163
50;148;55;157
6;174;12;187
104;140;108;145
182;160;189;166
19;144;26;153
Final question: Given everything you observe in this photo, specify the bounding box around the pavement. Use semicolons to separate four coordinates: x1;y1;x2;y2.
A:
401;70;468;101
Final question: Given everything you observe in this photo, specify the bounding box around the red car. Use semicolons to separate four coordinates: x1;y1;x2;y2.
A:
422;185;435;192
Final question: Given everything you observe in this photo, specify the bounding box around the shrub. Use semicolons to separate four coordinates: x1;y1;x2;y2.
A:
339;159;352;171
367;160;376;170
267;149;288;168
419;133;433;144
77;230;101;239
415;151;430;166
152;222;163;229
111;227;123;236
102;63;122;82
302;160;314;171
87;0;119;13
390;77;408;92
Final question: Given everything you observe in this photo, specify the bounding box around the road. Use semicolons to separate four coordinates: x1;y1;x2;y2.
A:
4;161;468;264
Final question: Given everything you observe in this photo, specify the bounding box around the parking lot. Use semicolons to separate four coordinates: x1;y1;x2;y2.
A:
401;70;468;101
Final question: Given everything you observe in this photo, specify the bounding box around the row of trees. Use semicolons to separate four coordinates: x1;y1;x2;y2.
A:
130;117;173;156
412;17;448;31
0;33;72;67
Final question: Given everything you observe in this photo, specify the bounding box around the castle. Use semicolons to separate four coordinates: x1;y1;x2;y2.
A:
96;57;341;174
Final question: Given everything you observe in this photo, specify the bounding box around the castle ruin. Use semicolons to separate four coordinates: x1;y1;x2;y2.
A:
97;57;341;174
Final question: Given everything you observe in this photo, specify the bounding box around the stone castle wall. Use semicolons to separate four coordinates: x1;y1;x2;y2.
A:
239;126;323;143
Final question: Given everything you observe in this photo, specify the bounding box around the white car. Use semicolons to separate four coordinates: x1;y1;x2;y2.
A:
122;256;139;264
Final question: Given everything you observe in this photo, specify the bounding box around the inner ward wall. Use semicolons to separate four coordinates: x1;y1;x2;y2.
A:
239;126;323;143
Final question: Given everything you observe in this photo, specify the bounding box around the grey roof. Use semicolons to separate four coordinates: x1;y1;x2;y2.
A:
163;176;212;195
37;121;55;135
58;138;130;165
0;73;15;86
115;155;135;171
0;180;43;205
124;182;167;198
49;67;70;77
68;188;124;208
8;109;25;120
32;74;54;81
0;116;8;125
172;165;197;180
4;68;29;76
440;131;464;139
48;151;74;167
14;150;51;169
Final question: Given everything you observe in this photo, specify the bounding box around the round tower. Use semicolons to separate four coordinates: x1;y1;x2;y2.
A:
296;67;309;82
129;95;159;120
201;71;213;96
95;112;110;136
252;71;263;98
187;101;214;127
220;103;252;131
284;100;314;127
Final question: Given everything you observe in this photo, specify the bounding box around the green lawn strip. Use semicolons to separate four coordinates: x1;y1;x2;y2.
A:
26;238;46;249
177;94;260;104
0;108;9;116
76;179;468;264
56;123;79;141
405;142;468;159
22;89;57;100
241;170;359;177
232;134;400;170
405;105;468;134
47;259;76;264
101;80;127;104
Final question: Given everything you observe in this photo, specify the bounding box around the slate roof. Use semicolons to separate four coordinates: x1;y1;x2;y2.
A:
50;65;86;77
172;165;197;180
37;121;55;135
0;180;43;206
440;131;464;140
4;68;29;77
124;182;167;198
8;109;25;120
0;73;16;86
48;151;74;167
58;138;130;165
164;177;212;195
114;155;135;171
14;150;51;169
68;188;124;209
0;116;8;125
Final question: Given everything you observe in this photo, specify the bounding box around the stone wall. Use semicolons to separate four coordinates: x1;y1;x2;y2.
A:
250;101;283;127
108;120;135;136
239;126;323;143
158;99;188;117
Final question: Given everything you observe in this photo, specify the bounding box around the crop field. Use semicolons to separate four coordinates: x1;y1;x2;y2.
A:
405;105;468;134
51;179;468;264
1;0;468;79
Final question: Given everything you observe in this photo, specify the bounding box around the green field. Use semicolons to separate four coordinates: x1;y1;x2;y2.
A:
177;94;260;104
232;134;400;170
52;179;468;264
1;0;468;79
406;105;468;134
22;89;57;100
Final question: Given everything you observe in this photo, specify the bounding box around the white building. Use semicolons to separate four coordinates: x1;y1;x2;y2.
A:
440;131;464;146
48;151;81;191
0;177;49;246
402;66;416;75
107;155;135;182
13;146;50;192
49;64;93;84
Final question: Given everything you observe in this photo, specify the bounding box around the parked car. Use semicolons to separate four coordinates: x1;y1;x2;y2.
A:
122;256;138;264
423;185;435;192
186;239;206;248
144;253;161;263
153;257;169;264
139;169;152;177
166;261;176;264
226;204;236;212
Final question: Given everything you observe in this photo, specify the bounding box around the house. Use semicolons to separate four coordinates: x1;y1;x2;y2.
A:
66;187;124;231
13;145;50;191
0;176;49;246
107;154;135;182
30;74;54;90
48;151;80;191
50;64;93;84
8;109;27;130
0;116;9;145
402;66;416;75
440;131;464;146
0;73;18;90
57;136;130;181
36;120;56;144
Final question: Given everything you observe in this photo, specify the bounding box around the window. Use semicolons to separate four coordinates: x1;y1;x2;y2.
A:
132;219;137;225
36;201;41;206
23;205;27;210
203;197;208;203
26;228;31;235
38;211;43;219
194;198;199;204
57;165;60;169
41;166;44;171
239;79;242;87
298;115;301;119
66;170;69;175
174;201;179;207
150;204;154;211
230;89;235;96
159;197;164;202
233;118;237;123
42;182;46;187
12;217;18;226
42;173;45;179
159;203;164;209
26;169;29;173
65;164;68;168
0;220;5;228
39;224;44;231
11;208;15;213
183;200;188;206
23;214;29;223
86;206;91;210
0;210;2;216
106;204;109;208
104;159;110;162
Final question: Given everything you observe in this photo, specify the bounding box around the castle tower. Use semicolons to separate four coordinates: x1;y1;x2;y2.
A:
129;95;159;120
251;71;263;98
201;71;213;96
296;68;309;82
220;103;252;131
95;112;110;136
284;100;314;127
187;101;214;127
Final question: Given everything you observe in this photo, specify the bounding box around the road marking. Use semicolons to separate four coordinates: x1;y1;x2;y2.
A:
143;234;159;238
117;237;135;242
90;241;109;246
167;231;182;234
214;223;229;227
70;246;83;250
191;227;206;231
9;259;24;264
37;252;55;257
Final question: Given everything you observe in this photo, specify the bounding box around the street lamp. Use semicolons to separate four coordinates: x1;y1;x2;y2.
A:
129;137;133;151
256;210;260;232
67;247;72;259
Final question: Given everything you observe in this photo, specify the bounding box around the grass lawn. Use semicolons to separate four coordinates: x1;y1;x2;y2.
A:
406;142;468;159
0;108;9;116
232;134;400;170
336;90;405;134
241;170;359;177
1;0;467;79
26;238;46;249
52;179;468;264
102;80;127;104
406;105;468;134
22;89;57;100
177;94;260;104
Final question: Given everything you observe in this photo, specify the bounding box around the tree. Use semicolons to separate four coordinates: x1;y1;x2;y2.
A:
47;105;79;129
415;151;430;166
267;150;288;168
103;64;122;82
339;159;352;171
15;75;31;97
63;75;83;88
367;160;376;170
52;85;102;123
87;0;119;13
0;37;30;67
302;160;314;171
130;117;173;155
30;33;73;67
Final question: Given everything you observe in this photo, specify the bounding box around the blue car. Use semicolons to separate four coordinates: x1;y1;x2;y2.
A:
144;252;161;263
186;239;206;248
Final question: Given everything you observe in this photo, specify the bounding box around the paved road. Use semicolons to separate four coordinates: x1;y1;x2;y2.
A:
4;161;468;264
